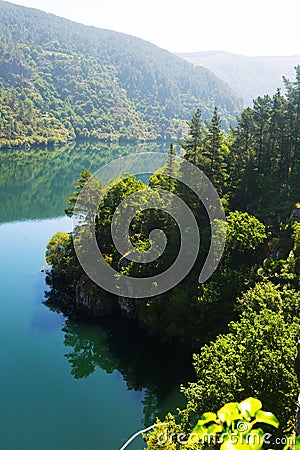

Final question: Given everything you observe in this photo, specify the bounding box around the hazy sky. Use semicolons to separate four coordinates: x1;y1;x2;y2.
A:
8;0;300;56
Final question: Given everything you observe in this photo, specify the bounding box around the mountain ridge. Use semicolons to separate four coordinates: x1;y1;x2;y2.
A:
0;1;242;148
177;50;300;105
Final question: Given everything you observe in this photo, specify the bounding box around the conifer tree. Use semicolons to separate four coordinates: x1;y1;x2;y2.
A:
180;108;204;166
203;107;228;192
166;143;176;192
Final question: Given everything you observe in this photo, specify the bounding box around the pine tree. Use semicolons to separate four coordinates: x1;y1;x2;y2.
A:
166;143;176;192
65;170;103;223
229;107;254;179
269;89;288;178
65;171;92;218
180;108;204;166
203;107;228;192
284;65;300;175
252;95;272;173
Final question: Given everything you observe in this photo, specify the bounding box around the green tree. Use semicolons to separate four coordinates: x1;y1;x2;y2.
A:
166;143;177;192
181;309;300;431
65;170;104;224
203;106;228;192
225;211;267;257
46;232;71;270
180;108;204;166
283;66;300;176
45;231;80;282
96;174;146;259
65;170;92;217
292;221;300;257
237;281;300;322
252;95;272;173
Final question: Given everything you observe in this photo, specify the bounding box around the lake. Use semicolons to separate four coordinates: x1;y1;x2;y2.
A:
0;141;194;450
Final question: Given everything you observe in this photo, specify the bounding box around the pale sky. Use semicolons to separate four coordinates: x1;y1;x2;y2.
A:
7;0;300;56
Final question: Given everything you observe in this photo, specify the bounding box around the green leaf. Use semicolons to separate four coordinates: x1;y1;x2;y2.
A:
218;402;242;424
207;423;223;434
246;428;264;450
192;424;209;439
294;435;300;450
239;398;262;418
255;410;279;428
197;411;217;425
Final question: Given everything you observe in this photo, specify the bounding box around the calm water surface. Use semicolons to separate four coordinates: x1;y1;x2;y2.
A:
0;142;194;450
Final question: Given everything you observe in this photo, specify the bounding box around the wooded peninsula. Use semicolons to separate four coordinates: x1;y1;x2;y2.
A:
46;67;300;448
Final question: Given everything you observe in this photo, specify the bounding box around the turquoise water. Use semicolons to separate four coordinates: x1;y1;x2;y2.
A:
0;142;194;450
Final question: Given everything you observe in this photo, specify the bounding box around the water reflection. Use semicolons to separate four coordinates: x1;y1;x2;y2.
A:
3;138;194;427
0;141;171;224
0;140;189;449
45;290;195;426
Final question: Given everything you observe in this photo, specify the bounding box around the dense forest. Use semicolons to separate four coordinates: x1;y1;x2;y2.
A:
0;0;241;148
46;66;300;447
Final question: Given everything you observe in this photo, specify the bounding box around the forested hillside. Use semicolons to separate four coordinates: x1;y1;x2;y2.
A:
0;1;241;148
178;50;300;105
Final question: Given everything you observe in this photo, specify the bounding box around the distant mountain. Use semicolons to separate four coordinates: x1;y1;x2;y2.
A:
177;50;300;105
0;2;241;148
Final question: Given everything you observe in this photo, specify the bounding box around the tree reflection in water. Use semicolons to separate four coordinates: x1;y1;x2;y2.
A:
44;289;195;426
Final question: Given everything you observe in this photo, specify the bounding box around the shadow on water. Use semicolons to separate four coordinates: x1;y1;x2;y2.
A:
44;289;196;427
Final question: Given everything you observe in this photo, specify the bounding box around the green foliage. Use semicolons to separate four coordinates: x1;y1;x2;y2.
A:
41;95;300;450
65;170;92;217
46;232;71;268
183;211;267;339
229;75;300;216
203;107;229;193
143;414;185;449
237;281;300;322
190;398;279;450
144;398;286;450
259;249;299;289
45;231;76;282
43;95;298;346
181;108;205;166
226;211;267;255
96;174;146;260
180;107;229;194
292;222;300;257
45;230;83;286
181;310;300;430
0;1;240;147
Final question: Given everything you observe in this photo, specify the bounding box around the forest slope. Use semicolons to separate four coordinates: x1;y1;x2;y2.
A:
0;1;241;147
177;50;300;105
